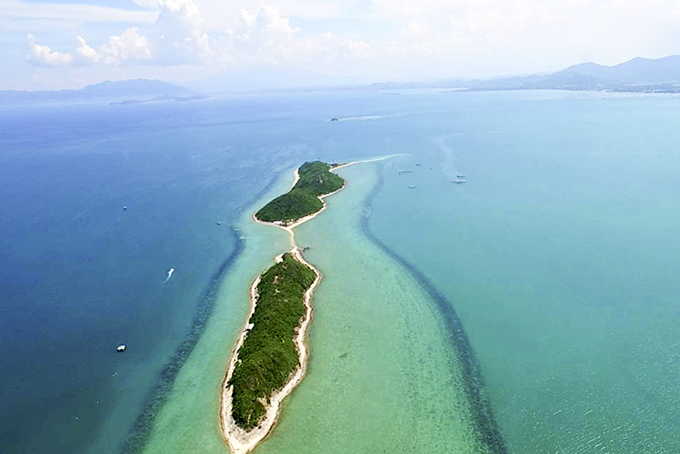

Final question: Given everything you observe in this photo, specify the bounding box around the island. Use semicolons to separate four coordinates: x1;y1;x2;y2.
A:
221;161;348;454
229;253;316;429
255;161;344;224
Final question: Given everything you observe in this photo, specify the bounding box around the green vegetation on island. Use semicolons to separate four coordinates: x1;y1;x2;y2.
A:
228;253;317;430
255;161;344;223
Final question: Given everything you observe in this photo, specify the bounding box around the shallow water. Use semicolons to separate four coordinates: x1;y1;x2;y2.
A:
367;94;680;453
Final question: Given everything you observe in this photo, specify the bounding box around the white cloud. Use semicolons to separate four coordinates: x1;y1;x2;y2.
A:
20;3;401;76
26;34;73;66
24;0;210;67
151;0;211;63
16;0;680;85
216;5;373;68
96;28;152;65
223;5;300;62
75;36;99;62
29;28;151;66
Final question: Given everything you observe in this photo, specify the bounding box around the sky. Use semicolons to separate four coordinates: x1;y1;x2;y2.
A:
2;0;680;90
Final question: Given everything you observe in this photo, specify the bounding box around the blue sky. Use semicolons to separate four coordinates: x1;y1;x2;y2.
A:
3;0;680;90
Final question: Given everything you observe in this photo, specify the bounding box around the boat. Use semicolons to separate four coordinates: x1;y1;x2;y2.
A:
117;344;127;352
453;179;467;184
408;185;417;189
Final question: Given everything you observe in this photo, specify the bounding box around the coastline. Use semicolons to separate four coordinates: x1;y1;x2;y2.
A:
219;163;354;454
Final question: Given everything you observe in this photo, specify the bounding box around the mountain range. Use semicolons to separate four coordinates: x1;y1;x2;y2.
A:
0;79;195;104
4;53;680;102
466;54;680;92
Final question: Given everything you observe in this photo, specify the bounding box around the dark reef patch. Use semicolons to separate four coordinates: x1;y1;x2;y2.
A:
360;164;509;454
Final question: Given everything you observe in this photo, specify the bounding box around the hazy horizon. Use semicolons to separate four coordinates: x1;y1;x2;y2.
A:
3;0;680;91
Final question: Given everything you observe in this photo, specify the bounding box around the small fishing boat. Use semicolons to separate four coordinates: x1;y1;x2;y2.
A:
117;344;127;352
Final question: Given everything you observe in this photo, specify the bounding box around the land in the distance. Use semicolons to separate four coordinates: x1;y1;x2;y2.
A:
0;79;194;105
9;53;680;106
193;52;680;94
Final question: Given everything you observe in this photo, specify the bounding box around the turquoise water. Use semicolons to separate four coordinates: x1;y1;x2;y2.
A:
368;92;680;453
3;90;680;453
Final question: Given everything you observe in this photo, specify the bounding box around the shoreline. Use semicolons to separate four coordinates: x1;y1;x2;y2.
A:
219;162;355;454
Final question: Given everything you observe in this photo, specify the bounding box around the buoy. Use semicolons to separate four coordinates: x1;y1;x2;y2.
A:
117;344;127;352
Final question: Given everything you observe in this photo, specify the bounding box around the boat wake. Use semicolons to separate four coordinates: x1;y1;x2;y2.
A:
434;136;466;183
332;114;392;122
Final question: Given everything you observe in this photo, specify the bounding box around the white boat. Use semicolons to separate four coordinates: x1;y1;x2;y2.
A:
117;344;127;352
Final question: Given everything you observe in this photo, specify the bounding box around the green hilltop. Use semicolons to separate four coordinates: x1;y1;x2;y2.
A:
255;161;344;224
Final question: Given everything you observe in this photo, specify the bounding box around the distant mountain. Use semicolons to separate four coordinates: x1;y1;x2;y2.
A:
467;54;680;92
78;79;194;98
562;55;680;84
0;79;195;105
322;54;680;94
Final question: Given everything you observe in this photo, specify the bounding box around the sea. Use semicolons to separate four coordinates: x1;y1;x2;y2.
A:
1;89;679;454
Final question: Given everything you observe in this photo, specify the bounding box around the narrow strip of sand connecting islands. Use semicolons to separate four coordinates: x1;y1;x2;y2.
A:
220;156;398;454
